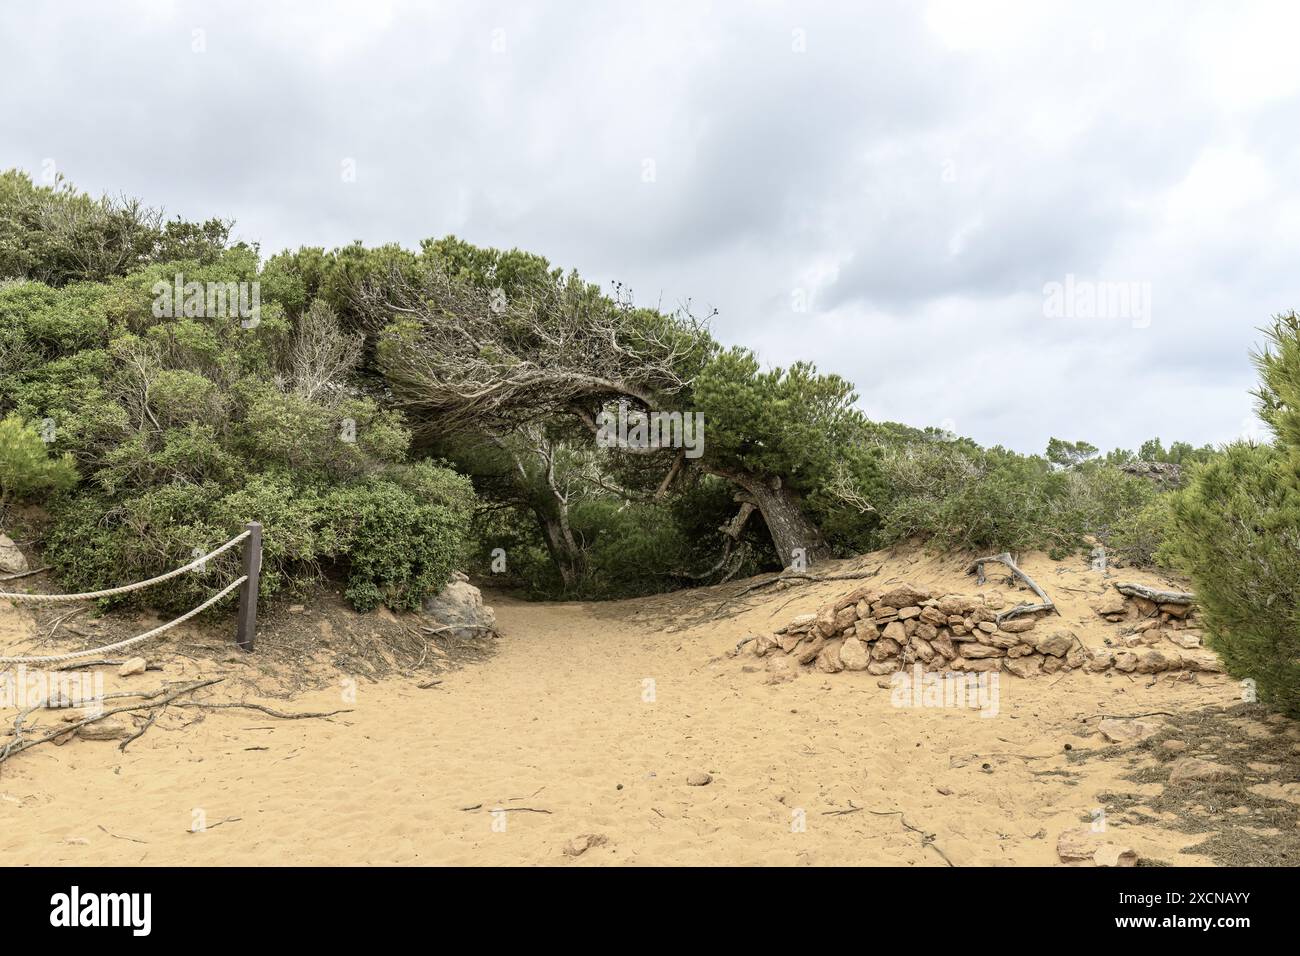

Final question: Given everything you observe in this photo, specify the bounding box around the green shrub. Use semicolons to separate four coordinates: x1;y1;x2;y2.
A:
1164;443;1300;715
318;462;476;611
0;413;78;518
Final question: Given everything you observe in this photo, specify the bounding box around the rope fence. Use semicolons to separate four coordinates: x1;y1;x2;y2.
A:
0;521;263;664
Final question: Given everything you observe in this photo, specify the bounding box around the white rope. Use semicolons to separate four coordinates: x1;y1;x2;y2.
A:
0;575;249;665
0;530;250;604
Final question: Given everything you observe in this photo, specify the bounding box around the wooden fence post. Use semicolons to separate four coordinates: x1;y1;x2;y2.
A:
236;521;262;651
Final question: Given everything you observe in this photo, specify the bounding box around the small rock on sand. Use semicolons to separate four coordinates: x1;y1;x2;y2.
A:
1168;757;1238;785
686;771;713;786
77;718;131;741
117;657;147;677
563;833;609;857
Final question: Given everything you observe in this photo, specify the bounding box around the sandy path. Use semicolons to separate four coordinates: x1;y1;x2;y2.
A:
0;560;1241;865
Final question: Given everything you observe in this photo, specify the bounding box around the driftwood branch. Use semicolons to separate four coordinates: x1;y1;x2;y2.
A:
1113;582;1194;605
0;678;223;766
967;552;1057;622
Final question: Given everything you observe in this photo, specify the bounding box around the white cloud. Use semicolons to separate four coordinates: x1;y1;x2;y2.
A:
0;0;1294;454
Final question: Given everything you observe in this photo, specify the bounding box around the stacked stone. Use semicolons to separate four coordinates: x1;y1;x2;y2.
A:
752;581;1223;678
754;583;1080;678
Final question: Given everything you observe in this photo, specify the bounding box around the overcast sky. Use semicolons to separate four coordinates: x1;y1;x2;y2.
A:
2;0;1297;453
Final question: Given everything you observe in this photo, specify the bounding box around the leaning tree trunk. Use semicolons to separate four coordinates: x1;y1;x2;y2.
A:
535;508;584;591
718;470;831;569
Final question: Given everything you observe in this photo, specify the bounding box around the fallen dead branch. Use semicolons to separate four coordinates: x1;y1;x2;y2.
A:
173;701;351;720
967;552;1057;622
1113;582;1195;605
867;809;955;867
0;678;223;767
0;567;49;582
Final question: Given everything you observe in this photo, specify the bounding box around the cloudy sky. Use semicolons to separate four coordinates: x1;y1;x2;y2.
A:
3;0;1297;453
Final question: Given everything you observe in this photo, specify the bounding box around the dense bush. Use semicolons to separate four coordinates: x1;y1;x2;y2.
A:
1161;313;1300;715
873;439;1161;558
1164;443;1299;715
0;414;77;517
0;251;475;613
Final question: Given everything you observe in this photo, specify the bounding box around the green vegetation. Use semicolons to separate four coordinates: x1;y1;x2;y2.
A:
11;166;1297;719
1160;313;1300;715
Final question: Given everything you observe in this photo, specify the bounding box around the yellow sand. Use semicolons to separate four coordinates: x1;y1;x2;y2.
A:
0;550;1251;865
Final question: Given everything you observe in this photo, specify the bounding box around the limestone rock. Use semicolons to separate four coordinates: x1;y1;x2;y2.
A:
882;621;907;643
0;533;28;575
686;771;713;786
839;637;871;671
421;577;496;639
815;640;844;674
872;637;901;661
1168;758;1238;785
878;585;931;608
1035;631;1074;658
117;657;147;677
1003;654;1043;679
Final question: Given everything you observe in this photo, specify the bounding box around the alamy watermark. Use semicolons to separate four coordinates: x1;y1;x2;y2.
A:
152;273;261;327
1;665;105;714
1043;274;1151;329
890;663;999;718
596;403;704;459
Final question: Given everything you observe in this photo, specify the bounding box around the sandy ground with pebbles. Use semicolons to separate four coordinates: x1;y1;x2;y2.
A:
0;548;1288;866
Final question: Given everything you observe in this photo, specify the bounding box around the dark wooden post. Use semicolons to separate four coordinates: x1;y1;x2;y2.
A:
236;521;261;651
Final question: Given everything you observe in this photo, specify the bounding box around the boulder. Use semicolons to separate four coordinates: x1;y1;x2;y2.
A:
815;640;844;674
1168;758;1238;785
1003;654;1043;679
931;632;957;660
878;585;931;608
1133;649;1175;674
936;594;977;616
786;613;816;632
881;621;907;643
421;577;496;639
795;635;827;665
919;606;948;627
839;638;871;671
854;618;880;640
1035;631;1075;658
1084;649;1114;673
1113;650;1139;673
872;637;901;661
832;605;858;632
1096;593;1128;617
0;533;28;575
